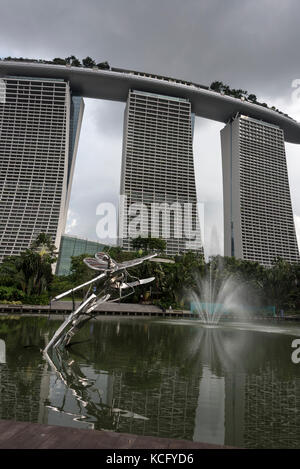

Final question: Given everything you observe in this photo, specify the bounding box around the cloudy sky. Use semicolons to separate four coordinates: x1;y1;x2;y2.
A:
1;0;300;258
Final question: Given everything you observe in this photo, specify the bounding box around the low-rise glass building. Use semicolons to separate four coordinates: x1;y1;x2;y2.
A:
56;234;108;276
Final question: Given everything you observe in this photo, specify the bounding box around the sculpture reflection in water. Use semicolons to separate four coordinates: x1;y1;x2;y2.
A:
44;345;149;430
44;251;156;352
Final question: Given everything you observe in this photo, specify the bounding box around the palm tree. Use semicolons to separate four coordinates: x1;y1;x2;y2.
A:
30;232;57;262
0;233;57;297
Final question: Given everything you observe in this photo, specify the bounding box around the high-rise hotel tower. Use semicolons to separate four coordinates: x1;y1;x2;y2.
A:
221;114;299;266
0;76;84;262
119;90;202;256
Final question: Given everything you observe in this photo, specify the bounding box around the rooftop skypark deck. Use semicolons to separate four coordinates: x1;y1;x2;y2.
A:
1;60;299;143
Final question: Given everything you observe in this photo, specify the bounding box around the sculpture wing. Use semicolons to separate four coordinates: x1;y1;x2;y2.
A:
83;257;108;271
115;253;157;271
94;252;117;270
120;277;155;289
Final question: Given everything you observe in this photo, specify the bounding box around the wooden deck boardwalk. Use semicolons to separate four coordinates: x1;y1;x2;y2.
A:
0;420;230;449
1;303;299;321
0;302;192;318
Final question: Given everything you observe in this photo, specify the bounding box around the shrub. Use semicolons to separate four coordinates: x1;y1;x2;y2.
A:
0;286;25;301
23;294;50;305
0;300;23;305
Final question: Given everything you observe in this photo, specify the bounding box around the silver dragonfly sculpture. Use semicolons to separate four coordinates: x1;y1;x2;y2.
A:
44;251;157;353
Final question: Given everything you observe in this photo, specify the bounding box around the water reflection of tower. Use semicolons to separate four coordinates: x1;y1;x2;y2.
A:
193;366;226;444
111;366;202;441
224;373;245;448
225;367;300;449
190;327;246;447
192;328;226;445
107;326;246;445
242;367;300;449
0;353;49;424
0;339;5;364
195;328;300;449
109;327;246;445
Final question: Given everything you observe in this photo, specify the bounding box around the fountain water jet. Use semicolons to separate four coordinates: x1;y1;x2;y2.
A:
190;262;250;325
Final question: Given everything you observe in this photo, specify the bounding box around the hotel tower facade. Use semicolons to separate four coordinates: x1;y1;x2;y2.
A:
221;114;299;266
119;89;202;256
0;76;84;262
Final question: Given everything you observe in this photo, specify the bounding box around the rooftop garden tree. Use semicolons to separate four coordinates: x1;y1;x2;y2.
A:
65;55;81;67
97;61;110;69
52;57;67;66
82;56;96;68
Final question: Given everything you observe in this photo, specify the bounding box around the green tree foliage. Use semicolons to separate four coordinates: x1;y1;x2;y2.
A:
97;61;110;69
0;233;57;300
152;250;205;308
247;94;257;103
31;233;57;261
70;253;98;284
65;55;81;67
0;286;25;302
108;249;205;309
261;258;299;312
131;236;166;253
210;81;248;99
210;81;224;93
82;56;96;68
230;88;248;99
209;81;283;115
52;57;67;65
103;246;138;262
49;275;73;299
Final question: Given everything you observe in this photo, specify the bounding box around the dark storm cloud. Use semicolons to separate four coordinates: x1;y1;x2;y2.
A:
1;0;300;97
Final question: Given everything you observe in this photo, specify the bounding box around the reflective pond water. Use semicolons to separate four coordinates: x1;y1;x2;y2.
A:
0;315;299;448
